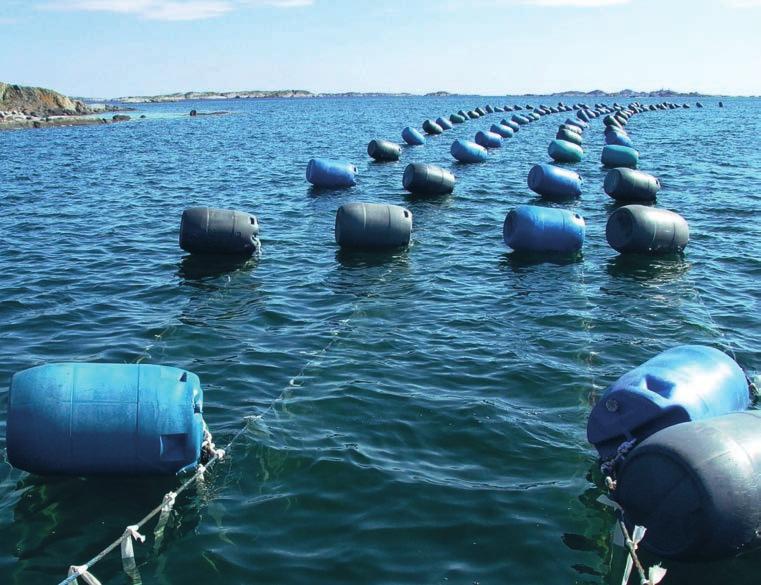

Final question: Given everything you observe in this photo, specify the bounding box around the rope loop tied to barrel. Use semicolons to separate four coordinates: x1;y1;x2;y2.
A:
600;437;637;480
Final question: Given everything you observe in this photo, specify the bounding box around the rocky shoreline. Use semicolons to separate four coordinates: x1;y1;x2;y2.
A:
0;82;133;131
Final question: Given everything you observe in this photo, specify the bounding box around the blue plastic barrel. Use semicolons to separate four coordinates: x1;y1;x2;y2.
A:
527;164;582;200
587;345;749;461
501;119;520;132
450;139;488;163
605;132;635;148
402;126;426;146
490;124;514;138
503;205;585;253
512;114;530;125
475;130;502;149
306;158;357;188
422;119;443;135
601;145;639;168
7;363;205;476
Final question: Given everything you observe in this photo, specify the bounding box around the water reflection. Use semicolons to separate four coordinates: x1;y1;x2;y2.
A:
606;254;690;283
335;247;410;270
500;250;584;272
177;254;257;283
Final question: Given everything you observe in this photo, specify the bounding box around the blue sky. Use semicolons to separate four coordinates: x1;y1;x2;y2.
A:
1;0;760;97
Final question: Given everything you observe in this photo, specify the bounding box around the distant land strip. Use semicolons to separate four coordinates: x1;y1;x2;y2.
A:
110;88;727;103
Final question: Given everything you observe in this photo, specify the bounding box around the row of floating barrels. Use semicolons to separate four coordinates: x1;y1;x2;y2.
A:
582;106;757;561
308;101;623;190
511;102;690;256
188;102;697;256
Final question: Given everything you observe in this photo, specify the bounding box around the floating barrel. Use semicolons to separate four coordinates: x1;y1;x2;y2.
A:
422;119;443;135
548;139;583;163
603;114;622;128
587;345;749;461
504;105;514;112
306;158;358;188
696;102;703;108
485;105;494;113
436;116;454;130
556;128;583;146
494;106;505;112
180;207;260;256
458;109;469;119
565;118;587;130
467;110;480;119
335;202;412;250
451;139;488;163
490;124;514;139
7;363;205;476
577;110;590;122
514;105;523;110
719;101;724;107
504;206;585;253
606;205;689;254
528;164;582;200
605;132;635;148
560;123;583;135
475;107;487;116
604;168;660;202
601;145;639;168
616;411;761;560
402;163;455;196
512;114;530;125
475;130;502;149
367;139;401;162
402;126;425;146
450;113;466;124
501;119;520;132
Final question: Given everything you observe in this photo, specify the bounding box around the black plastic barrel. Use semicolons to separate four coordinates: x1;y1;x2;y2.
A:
335;202;412;249
422;119;443;135
606;205;689;254
616;412;761;560
180;207;260;256
402;163;455;196
604;168;660;202
367;139;401;162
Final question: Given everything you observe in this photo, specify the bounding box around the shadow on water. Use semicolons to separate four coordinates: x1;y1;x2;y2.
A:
8;473;203;563
403;191;453;205
335;246;410;270
176;254;257;283
606;253;690;283
499;250;584;272
603;199;656;214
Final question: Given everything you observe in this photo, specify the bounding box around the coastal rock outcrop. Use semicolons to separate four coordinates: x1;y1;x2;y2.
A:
0;82;90;116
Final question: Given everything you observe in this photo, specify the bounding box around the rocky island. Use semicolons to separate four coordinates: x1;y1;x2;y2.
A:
0;82;129;130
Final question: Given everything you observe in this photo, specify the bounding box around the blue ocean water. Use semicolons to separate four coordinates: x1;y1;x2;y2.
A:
0;96;759;585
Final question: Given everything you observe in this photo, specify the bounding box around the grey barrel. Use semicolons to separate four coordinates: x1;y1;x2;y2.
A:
606;205;689;254
335;202;412;249
180;207;260;256
402;163;455;196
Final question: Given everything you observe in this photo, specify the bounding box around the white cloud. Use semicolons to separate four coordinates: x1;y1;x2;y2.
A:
38;0;313;20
